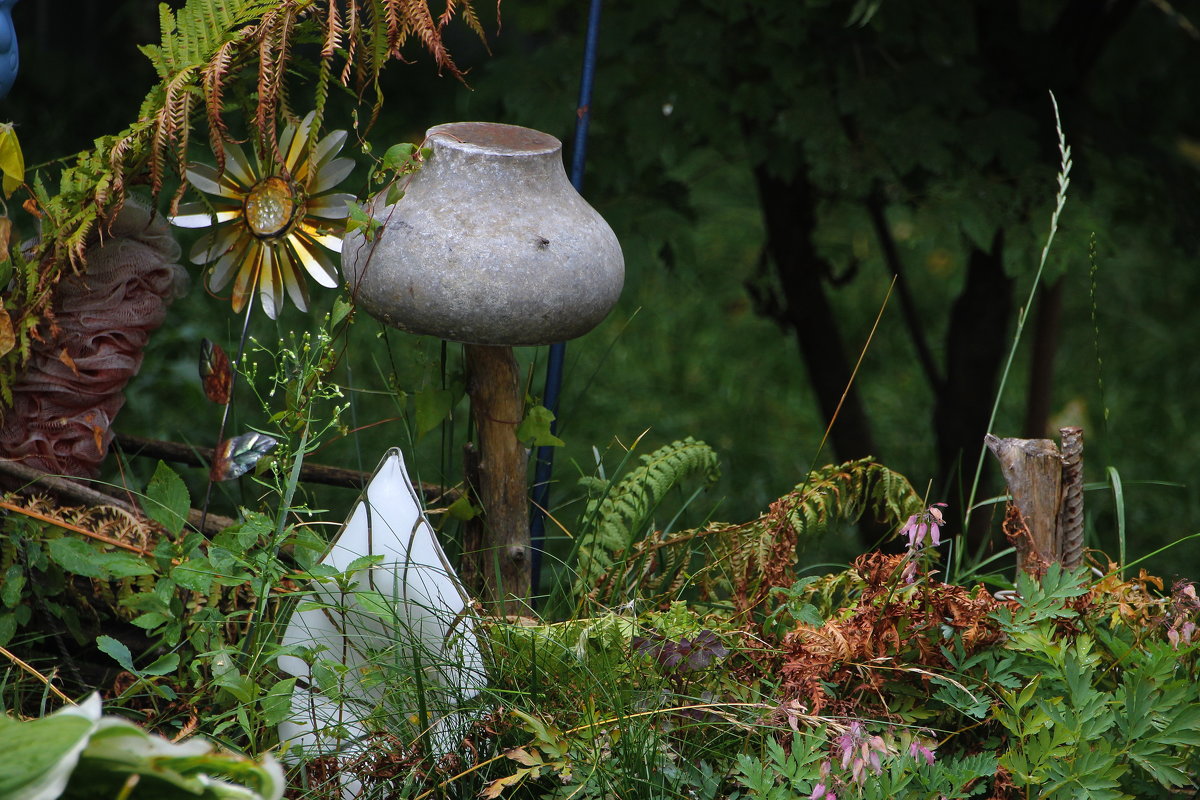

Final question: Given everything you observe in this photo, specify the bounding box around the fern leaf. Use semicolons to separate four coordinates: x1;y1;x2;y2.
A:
574;437;720;599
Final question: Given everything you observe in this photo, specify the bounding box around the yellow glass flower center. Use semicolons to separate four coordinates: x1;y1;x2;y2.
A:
243;176;299;238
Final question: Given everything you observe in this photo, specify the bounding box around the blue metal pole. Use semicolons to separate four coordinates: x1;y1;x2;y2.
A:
530;0;604;596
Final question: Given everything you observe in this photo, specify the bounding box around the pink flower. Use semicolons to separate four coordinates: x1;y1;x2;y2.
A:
909;739;936;766
901;503;948;549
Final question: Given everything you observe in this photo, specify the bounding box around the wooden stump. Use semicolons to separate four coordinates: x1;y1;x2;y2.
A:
984;427;1086;577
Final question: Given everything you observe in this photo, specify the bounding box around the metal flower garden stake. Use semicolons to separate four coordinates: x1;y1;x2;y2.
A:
345;122;624;612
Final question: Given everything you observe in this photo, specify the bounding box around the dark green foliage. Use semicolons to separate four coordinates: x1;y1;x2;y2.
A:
571;436;720;599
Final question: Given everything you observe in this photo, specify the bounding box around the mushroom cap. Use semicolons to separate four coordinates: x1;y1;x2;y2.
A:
344;122;624;346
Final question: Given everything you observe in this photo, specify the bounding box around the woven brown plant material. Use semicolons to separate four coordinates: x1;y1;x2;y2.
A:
0;199;187;477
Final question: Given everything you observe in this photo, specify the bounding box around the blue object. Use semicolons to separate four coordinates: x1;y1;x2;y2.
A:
530;0;604;597
0;0;18;100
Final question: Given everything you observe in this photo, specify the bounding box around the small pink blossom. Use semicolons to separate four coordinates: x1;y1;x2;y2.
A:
909;739;936;766
901;503;948;549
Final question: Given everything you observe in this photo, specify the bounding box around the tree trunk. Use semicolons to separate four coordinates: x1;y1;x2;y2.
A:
750;166;879;466
935;237;1014;554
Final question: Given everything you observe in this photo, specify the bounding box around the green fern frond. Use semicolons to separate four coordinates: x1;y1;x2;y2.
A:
574;437;720;597
609;458;925;617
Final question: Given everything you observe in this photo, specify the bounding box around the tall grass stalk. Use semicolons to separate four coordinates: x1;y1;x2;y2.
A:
957;92;1072;578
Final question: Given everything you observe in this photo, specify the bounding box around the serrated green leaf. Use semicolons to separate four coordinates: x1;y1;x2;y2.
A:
355;589;397;622
94;550;155;579
170;557;216;594
47;537;107;578
145;461;190;536
345;554;385;574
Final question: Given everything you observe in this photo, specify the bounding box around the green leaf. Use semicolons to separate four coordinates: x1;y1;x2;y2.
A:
447;493;480;521
0;123;25;198
215;671;259;704
355;590;398;623
145;460;190;536
1;565;24;607
170;557;216;594
141;652;180;676
330;295;353;330
0;710;94;797
413;385;454;438
517;405;565;447
345;200;381;240
382;142;417;171
0;612;15;646
96;635;136;673
47;538;107;578
344;554;385;574
94;551;155;579
259;677;298;726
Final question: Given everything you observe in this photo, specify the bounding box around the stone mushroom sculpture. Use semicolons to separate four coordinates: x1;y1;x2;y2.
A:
344;122;624;611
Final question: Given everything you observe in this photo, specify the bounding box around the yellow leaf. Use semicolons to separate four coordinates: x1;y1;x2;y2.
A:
0;123;24;198
0;306;13;358
505;746;544;767
478;767;537;799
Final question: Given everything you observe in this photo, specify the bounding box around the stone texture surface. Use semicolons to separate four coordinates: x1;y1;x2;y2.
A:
345;122;624;346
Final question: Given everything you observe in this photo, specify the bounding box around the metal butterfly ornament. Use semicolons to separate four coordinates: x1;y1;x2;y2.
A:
210;431;278;481
199;338;232;405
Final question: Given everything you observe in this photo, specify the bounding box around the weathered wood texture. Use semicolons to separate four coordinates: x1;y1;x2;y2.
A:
1058;426;1085;569
985;434;1063;575
985;427;1086;577
464;344;530;613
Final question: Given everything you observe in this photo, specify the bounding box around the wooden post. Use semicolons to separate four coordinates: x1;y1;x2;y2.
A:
464;344;530;614
985;428;1086;577
985;435;1061;576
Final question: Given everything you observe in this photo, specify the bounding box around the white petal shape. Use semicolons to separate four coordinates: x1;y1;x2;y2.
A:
223;141;256;188
313;129;349;169
170;201;240;228
186;164;243;200
287;233;340;288
298;221;344;253
278;449;485;797
306;193;353;220
309;157;356;195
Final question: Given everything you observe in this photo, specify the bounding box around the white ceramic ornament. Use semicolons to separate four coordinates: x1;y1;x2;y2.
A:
277;448;485;795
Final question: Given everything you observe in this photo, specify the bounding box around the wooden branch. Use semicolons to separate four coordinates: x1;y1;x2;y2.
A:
465;343;530;613
113;432;456;505
0;458;236;536
985;434;1062;576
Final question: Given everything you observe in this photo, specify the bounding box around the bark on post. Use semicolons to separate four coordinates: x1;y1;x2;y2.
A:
985;434;1062;576
464;344;530;614
1059;426;1085;569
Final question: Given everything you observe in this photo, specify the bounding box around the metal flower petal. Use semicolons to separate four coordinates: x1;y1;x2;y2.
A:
170;112;354;319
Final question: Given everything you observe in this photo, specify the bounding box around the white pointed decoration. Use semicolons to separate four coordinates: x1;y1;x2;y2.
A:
277;448;485;795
